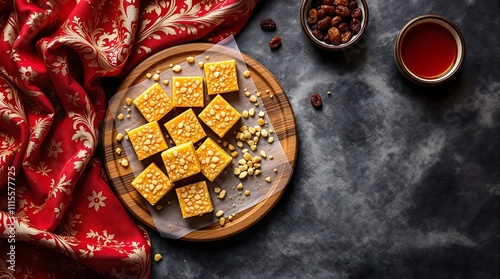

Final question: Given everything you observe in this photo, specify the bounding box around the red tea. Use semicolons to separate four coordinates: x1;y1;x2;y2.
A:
401;22;457;79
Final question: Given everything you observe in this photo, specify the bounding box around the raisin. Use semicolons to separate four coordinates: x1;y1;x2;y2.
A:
338;22;350;32
268;36;282;50
322;0;334;4
314;16;332;30
317;9;328;19
307;9;319;25
351;8;362;18
260;18;277;31
323;34;331;44
350;18;361;33
310;93;323;108
349;0;357;9
330;15;342;27
312;29;324;40
334;0;349;6
328;27;341;45
340;31;352;43
335;6;351;17
321;5;336;16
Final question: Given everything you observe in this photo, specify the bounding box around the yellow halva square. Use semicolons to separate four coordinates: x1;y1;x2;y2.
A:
131;162;174;206
164;109;206;145
204;59;239;95
175;181;214;218
172;76;204;107
198;94;241;138
196;137;232;182
161;142;201;182
133;83;174;122
127;121;167;160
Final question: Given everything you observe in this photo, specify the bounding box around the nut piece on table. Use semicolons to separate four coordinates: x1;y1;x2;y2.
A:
203;59;239;95
164;108;206;145
196;137;232;182
172;76;204;107
175;181;214;218
127;121;168;161
133;83;174;122
131;162;174;206
198;94;241;138
154;253;163;262
161;142;201;182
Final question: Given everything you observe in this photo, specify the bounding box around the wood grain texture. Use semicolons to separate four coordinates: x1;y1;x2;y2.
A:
102;43;297;241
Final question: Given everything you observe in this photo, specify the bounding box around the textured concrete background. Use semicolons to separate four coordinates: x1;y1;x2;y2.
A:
130;0;499;278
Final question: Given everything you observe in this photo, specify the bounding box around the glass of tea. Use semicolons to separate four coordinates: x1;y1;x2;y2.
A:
394;15;466;86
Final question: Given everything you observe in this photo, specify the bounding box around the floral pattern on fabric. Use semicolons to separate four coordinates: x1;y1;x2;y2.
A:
0;0;257;277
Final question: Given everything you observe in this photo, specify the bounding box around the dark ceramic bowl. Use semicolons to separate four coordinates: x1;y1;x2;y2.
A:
300;0;369;51
394;15;466;86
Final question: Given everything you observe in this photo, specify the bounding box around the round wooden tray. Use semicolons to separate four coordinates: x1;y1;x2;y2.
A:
102;43;297;241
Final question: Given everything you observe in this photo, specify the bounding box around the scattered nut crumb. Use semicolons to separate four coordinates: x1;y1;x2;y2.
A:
244;190;250;196
216;210;224;218
205;55;210;60
265;176;271;183
116;133;124;142
115;147;122;155
274;168;278;173
268;137;274;144
153;73;160;82
186;56;195;63
155;204;163;210
117;113;124;120
120;159;129;167
172;64;182;72
125;98;133;106
243;70;251;78
146;73;152;79
163;80;169;86
219;217;226;227
154;254;162;262
218;189;226;199
237;183;244;190
198;61;204;68
214;187;221;194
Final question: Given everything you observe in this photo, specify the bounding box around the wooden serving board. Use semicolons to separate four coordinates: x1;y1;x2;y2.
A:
102;43;297;241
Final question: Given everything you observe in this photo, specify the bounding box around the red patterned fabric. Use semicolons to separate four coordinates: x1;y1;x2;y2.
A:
0;0;257;277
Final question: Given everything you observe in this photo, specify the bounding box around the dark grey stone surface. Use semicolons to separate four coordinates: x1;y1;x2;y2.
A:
146;1;499;278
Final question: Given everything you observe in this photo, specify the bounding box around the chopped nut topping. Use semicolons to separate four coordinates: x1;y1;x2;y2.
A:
175;181;213;218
